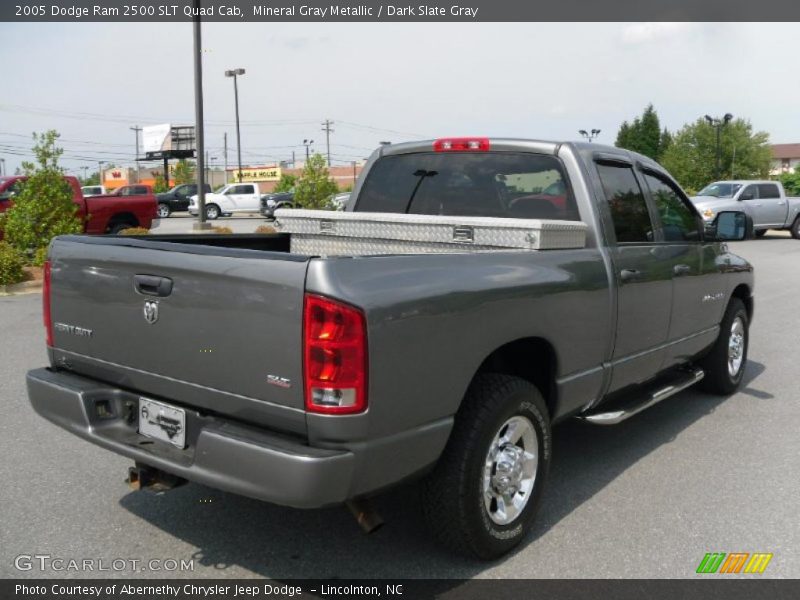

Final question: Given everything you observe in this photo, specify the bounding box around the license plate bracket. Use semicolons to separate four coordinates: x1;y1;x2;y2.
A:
138;397;186;449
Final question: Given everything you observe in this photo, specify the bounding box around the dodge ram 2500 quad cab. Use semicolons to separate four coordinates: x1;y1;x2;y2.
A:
27;138;753;559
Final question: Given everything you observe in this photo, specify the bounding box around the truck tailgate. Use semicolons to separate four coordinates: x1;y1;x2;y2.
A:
47;237;309;435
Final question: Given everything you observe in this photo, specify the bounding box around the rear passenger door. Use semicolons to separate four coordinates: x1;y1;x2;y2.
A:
594;159;674;392
754;183;788;227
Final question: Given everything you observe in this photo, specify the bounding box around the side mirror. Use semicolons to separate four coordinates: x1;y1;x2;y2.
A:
712;211;753;241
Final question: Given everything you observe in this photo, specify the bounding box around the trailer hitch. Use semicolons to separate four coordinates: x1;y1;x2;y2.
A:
126;463;187;494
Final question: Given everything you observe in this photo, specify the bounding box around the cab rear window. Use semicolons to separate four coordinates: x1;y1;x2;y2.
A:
356;152;579;220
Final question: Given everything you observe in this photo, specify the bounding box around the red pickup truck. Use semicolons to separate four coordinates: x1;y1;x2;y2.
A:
0;176;156;234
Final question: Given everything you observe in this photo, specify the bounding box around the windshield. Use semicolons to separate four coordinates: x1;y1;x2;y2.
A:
356;152;579;220
697;183;742;198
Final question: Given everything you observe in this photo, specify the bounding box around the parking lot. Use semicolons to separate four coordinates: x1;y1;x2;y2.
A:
1;233;798;580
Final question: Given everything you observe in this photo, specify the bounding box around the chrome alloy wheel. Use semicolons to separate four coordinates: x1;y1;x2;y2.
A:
728;316;745;377
482;415;538;525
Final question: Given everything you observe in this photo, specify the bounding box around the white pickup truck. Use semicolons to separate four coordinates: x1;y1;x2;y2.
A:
691;180;800;238
188;183;265;220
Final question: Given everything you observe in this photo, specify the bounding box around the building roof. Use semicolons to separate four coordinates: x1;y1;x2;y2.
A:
771;143;800;159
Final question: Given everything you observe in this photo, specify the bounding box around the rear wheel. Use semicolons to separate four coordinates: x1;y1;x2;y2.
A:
422;374;551;559
108;222;135;234
791;217;800;240
157;203;171;218
699;298;748;395
205;204;220;220
755;229;767;238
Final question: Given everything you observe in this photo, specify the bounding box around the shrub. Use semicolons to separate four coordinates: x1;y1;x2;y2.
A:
210;226;234;234
0;242;26;286
254;225;277;234
3;131;82;261
33;246;49;267
119;227;150;236
294;153;339;210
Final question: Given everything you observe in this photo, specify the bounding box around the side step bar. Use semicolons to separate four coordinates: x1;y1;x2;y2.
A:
581;368;704;425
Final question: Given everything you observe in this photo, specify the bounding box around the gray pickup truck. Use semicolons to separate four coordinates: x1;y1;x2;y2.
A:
27;138;754;560
692;180;800;238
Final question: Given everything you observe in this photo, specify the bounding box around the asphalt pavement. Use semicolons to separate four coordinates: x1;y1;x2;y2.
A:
1;233;798;579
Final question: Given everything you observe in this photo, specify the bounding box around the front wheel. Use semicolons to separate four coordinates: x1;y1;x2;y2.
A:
422;374;551;559
699;297;749;395
157;203;171;218
205;204;220;220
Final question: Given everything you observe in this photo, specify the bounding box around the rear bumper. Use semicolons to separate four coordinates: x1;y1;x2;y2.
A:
26;368;354;508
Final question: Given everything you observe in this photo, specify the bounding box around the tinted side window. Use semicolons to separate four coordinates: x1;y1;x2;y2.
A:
757;184;780;199
644;173;701;242
242;185;255;194
596;163;653;243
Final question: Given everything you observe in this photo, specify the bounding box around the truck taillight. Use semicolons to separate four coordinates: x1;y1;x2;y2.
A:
43;260;53;347
433;137;490;152
303;294;367;414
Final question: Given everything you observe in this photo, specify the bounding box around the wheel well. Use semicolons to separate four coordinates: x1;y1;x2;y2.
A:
731;284;753;321
477;338;557;419
107;213;138;229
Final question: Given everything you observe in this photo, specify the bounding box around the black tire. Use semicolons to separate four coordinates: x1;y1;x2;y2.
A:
157;203;171;218
699;298;749;395
755;229;767;238
108;222;135;234
791;217;800;240
205;204;220;220
422;373;551;560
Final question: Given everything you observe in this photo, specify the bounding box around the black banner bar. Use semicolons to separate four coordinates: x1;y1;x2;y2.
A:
3;0;800;22
4;580;800;600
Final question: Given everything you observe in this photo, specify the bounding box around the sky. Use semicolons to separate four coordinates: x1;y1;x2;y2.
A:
1;21;799;176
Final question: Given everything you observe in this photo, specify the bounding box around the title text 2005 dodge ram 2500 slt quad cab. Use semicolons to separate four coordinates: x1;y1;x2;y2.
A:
27;138;754;559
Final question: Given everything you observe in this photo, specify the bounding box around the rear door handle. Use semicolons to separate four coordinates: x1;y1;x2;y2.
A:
620;268;644;282
134;274;173;297
673;264;692;277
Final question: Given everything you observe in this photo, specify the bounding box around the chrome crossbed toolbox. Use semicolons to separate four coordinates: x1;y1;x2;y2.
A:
274;209;587;255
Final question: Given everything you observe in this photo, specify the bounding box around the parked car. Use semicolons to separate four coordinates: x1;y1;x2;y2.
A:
28;138;753;560
0;175;156;234
188;182;264;219
691;180;800;238
156;183;212;218
330;192;350;211
260;191;295;218
81;185;107;197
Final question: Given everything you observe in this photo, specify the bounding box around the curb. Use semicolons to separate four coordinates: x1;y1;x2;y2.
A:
0;279;42;296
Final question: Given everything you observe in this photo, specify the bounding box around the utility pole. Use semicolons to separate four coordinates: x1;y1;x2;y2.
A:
223;132;228;184
193;0;210;230
321;119;334;166
130;125;142;183
292;150;295;169
352;161;357;185
0;158;5;176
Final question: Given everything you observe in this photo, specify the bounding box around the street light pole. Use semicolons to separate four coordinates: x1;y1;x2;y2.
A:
225;68;246;182
705;113;733;179
578;129;601;142
303;139;314;162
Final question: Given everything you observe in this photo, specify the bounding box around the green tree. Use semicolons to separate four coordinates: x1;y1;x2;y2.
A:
777;165;800;196
172;160;196;186
151;171;169;193
274;173;297;193
0;131;82;265
660;117;771;191
294;153;338;209
614;104;669;160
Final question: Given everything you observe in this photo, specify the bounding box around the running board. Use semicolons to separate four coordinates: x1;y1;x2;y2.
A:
580;368;704;425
